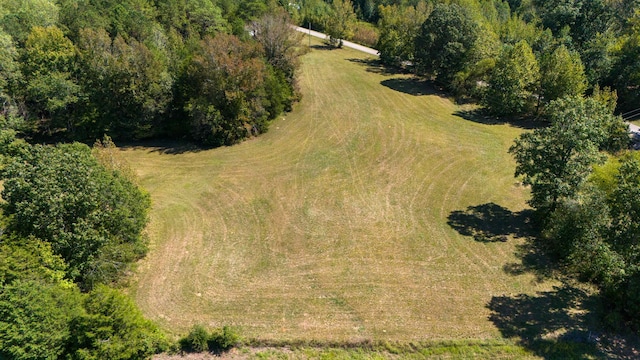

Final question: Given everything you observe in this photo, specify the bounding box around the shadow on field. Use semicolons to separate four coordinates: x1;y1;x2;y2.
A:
121;139;209;155
487;284;607;359
346;58;406;76
380;78;447;97
447;203;534;243
310;44;334;51
447;203;554;281
453;109;545;130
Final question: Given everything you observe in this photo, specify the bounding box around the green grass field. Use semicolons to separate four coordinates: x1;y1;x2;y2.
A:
123;43;560;345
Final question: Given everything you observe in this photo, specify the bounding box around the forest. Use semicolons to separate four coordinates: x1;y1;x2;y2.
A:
0;0;301;358
2;0;640;143
1;0;640;358
0;0;302;146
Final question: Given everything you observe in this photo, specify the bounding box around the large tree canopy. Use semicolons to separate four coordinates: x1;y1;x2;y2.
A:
0;139;150;289
509;96;628;215
540;44;587;103
484;40;539;116
414;3;478;82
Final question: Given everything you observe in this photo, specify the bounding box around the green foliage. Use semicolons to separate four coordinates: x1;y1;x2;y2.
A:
0;0;296;145
0;141;151;289
0;0;59;43
21;26;79;132
376;2;431;66
610;31;640;112
0;29;20;95
543;153;640;328
185;33;291;146
0;135;166;360
414;3;479;83
509;96;626;215
534;0;613;49
0;236;71;287
210;326;241;352
180;324;241;353
484;40;539;116
325;0;356;47
68;285;168;360
606;154;640;258
77;28;173;140
295;0;333;33
155;0;229;38
539;45;586;103
180;324;210;352
0;280;83;360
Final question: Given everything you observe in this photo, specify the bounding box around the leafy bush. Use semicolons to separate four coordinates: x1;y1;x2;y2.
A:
180;325;241;353
180;325;210;353
0;140;151;289
209;326;241;352
67;285;169;360
350;21;378;47
0;280;83;360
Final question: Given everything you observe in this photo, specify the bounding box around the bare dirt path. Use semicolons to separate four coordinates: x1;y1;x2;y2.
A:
293;26;380;56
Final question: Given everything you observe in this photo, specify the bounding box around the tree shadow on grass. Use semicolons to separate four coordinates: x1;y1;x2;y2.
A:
447;203;534;243
346;58;407;76
453;108;546;130
380;78;450;98
457;203;640;358
447;202;555;281
488;284;608;359
310;44;334;51
120;139;210;155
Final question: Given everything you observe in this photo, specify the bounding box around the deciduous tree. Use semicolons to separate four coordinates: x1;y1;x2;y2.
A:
484;40;539;116
0;141;151;289
0;280;82;360
509;96;627;215
21;26;79;133
376;1;431;66
77;28;173;139
186;34;274;145
325;0;356;47
414;3;479;83
539;44;587;103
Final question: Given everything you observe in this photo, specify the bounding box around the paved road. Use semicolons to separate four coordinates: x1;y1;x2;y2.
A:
294;26;379;56
629;122;640;134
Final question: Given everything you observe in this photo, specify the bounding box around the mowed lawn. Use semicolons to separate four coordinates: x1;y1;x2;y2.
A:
123;43;554;342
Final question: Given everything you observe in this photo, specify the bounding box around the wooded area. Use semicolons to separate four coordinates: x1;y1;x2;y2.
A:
0;0;302;145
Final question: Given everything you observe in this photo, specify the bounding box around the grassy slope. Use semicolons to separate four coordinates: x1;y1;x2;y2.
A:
124;43;555;342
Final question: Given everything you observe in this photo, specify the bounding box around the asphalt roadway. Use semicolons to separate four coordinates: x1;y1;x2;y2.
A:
293;26;380;56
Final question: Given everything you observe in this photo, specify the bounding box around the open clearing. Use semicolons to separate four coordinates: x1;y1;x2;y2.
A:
124;42;556;343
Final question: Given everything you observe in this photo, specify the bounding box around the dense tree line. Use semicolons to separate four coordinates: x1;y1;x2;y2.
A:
363;0;640;116
508;94;640;330
0;133;168;359
0;1;297;358
0;0;301;145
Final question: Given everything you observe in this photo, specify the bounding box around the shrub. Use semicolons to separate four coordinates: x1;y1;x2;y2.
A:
209;326;241;352
180;325;241;353
180;325;210;353
351;22;378;47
